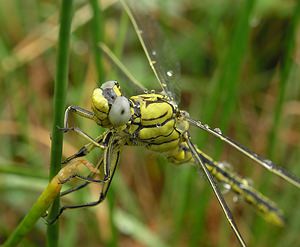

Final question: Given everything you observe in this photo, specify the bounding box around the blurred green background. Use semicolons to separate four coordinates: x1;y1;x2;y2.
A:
1;0;300;246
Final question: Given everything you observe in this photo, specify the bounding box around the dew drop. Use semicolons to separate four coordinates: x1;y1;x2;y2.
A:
152;50;157;56
144;90;149;94
223;183;231;191
204;124;209;129
166;70;173;77
241;178;253;187
220;182;231;194
156;123;161;127
150;89;155;94
264;159;272;165
214;128;222;134
218;161;232;170
233;195;241;203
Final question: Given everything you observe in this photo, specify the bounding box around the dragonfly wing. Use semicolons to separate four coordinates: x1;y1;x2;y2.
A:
99;42;147;95
186;116;300;189
121;0;181;105
185;132;246;246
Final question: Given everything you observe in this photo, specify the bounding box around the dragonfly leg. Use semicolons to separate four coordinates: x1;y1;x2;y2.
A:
60;157;104;197
59;126;105;149
47;133;119;224
60;132;111;196
62;133;106;164
47;152;118;225
63;105;95;128
60;105;105;149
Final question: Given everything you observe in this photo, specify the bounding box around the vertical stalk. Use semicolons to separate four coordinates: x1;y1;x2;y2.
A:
89;0;105;85
47;1;74;247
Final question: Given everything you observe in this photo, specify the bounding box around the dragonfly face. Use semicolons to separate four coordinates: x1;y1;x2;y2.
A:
92;80;131;128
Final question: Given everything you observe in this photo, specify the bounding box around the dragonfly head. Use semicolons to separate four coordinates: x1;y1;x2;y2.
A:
92;81;131;128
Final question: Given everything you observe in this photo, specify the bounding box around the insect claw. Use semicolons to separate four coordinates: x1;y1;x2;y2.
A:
57;126;71;133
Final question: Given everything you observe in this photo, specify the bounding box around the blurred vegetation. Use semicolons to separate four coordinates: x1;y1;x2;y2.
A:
1;0;300;246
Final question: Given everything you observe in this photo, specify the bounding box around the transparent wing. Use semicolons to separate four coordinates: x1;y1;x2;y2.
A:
121;0;181;105
99;42;147;95
186;116;300;189
185;133;246;247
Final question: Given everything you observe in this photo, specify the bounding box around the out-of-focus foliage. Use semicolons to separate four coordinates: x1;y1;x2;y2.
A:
0;0;300;246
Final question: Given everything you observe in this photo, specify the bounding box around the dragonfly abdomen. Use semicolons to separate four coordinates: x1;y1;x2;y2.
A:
197;149;285;226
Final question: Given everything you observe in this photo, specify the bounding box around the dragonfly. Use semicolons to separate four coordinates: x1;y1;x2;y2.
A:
48;0;300;246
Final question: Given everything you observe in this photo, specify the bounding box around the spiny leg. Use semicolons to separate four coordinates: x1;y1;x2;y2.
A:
43;159;99;221
51;154;119;224
62;133;107;164
60;131;111;196
185;132;247;247
60;157;104;197
48;133;120;224
63;105;95;128
61;105;104;149
186;116;300;189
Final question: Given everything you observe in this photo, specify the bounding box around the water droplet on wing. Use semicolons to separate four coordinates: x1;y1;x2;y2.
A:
204;124;209;129
214;128;222;134
167;70;173;77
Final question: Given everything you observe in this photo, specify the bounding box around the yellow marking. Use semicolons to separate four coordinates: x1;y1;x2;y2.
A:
167;142;192;164
196;148;285;226
128;124;139;134
113;84;122;96
130;94;174;126
146;129;179;143
147;138;179;152
139;119;175;140
92;88;110;120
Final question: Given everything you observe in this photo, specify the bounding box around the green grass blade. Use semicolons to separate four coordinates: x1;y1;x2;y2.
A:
47;1;74;246
114;209;169;247
267;1;300;158
1;175;63;247
89;0;105;85
211;0;256;155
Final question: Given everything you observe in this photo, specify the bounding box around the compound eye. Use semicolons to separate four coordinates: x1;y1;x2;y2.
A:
101;80;118;90
108;96;131;126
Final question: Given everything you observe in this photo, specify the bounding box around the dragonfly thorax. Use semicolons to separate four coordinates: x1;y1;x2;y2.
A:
92;81;131;128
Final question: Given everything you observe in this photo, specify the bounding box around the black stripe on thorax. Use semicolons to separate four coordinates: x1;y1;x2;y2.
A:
140;128;177;141
146;137;179;146
135;117;175;129
142;110;169;122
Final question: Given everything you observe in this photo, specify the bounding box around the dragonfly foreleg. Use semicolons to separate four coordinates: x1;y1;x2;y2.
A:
60;157;104;197
64;105;95;128
60;105;105;149
62;133;106;164
60;131;114;197
47;151;119;225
